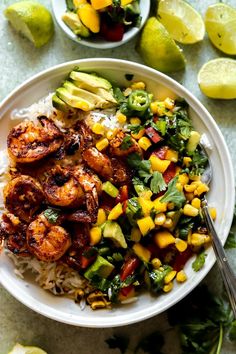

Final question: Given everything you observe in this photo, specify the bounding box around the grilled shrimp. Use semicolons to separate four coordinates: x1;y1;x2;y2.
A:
109;130;140;157
83;147;131;185
7;116;63;163
0;213;29;256
43;165;85;208
27;213;71;262
74;120;94;151
4;175;45;222
68;166;102;223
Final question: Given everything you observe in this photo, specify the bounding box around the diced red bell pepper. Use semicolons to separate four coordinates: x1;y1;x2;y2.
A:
116;185;129;204
163;162;176;184
152;146;168;160
172;248;193;272
122;199;128;213
120;284;135;297
100;21;125;42
120;257;140;282
145;127;162;144
81;255;93;269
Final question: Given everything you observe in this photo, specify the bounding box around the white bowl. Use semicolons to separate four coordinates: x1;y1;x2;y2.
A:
0;59;234;328
51;0;150;49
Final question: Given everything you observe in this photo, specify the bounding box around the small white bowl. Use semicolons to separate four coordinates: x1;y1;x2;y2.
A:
51;0;150;49
0;59;234;328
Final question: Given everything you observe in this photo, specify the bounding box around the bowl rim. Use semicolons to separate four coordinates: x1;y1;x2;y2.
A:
0;58;235;327
51;0;151;49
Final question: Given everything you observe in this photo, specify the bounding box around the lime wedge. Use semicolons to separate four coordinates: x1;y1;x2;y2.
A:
157;0;205;44
4;1;54;48
205;3;236;55
8;343;47;354
137;17;186;73
198;58;236;99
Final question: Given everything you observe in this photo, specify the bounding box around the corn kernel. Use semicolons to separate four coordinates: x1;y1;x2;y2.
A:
90;227;102;246
153;197;168;212
194;183;209;196
184;184;197;193
138;197;154;216
209;207;217;220
150;101;158;114
116;111;127;124
178;173;189;185
149;155;170;173
108;203;123;220
96;138;109;151
191;198;201;209
185;192;194;201
176;183;183;192
163;218;173;229
130;117;141;125
131;81;146;90
176;270;187;283
155;212;166;226
175;238;188;252
163;282;173;292
106;129;117;140
189;175;201;181
151;258;162;269
191;233;211;246
131;227;142;242
92;123;105;135
164;97;175;110
183;204;199;217
138;137;152;151
137;216;155;236
183;156;192;166
96;208;107;225
164;270;177;284
131;128;145;140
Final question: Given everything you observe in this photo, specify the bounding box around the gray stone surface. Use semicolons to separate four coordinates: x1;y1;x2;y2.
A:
0;0;236;353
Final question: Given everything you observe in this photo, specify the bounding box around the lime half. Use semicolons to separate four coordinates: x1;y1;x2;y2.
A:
8;343;47;354
4;1;54;48
205;3;236;55
158;0;205;44
198;58;236;99
137;17;186;73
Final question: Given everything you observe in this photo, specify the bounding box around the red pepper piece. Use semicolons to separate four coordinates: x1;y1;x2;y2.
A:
145;127;162;144
172;248;193;272
120;257;140;281
163;162;176;184
100;21;125;42
120;284;135;297
152;146;168;160
116;185;129;204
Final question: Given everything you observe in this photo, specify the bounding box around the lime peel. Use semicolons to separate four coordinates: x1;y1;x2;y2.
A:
198;58;236;99
8;343;48;354
4;1;54;48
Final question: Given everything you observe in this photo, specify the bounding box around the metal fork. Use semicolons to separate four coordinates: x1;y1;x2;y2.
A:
201;153;236;318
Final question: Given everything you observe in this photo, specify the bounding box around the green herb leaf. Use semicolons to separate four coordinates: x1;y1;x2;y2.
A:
149;265;172;293
127;153;151;182
192;251;206;271
120;135;134;150
135;331;165;354
43;208;61;224
160;176;186;209
225;231;236;249
150;171;167;194
127;124;144;134
126;197;142;225
228;320;236;341
105;335;129;354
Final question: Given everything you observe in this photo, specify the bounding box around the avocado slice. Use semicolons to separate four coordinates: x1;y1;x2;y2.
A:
103;221;127;249
62;12;90;38
70;71;112;91
71;80;117;104
52;94;70;112
84;255;115;280
63;81;112;109
56;87;94;111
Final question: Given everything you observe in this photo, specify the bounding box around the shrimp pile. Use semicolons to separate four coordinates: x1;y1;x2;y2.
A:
0;114;132;271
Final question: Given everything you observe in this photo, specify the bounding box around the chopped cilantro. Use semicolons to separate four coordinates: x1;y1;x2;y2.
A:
150;171;167;194
225;231;236;249
120;135;134;150
192;251;206;271
160;176;186;209
43;208;61;224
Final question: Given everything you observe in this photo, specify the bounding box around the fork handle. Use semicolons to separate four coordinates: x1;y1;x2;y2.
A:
202;205;236;318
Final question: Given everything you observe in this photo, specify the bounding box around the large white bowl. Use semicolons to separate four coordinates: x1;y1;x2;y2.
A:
0;59;234;328
51;0;150;49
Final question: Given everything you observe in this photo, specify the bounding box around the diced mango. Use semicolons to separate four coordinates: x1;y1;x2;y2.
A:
90;226;102;245
138;137;152;151
131;227;142;242
138;197;154;216
149;155;170;173
133;243;151;263
178;173;189;185
165;149;178;162
121;0;134;6
91;0;112;10
153;197;168;212
137;216;155;236
108;203;123;220
175;238;188;252
154;230;176;249
96;208;107;225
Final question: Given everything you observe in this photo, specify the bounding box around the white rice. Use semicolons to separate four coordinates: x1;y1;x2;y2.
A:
86;108;127;130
